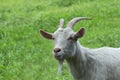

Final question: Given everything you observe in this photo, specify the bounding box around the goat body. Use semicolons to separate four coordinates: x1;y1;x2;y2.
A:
40;17;120;80
66;41;120;80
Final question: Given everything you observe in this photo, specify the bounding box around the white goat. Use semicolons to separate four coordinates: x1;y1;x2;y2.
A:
40;17;120;80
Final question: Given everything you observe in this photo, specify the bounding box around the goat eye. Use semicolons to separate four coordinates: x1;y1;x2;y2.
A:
68;37;73;40
52;37;55;40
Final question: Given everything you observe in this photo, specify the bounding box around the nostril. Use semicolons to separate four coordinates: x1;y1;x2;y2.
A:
54;48;61;53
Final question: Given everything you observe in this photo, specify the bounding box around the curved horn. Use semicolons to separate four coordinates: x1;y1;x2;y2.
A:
67;17;91;28
59;18;64;28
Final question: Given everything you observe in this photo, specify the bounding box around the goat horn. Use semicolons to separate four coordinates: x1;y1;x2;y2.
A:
67;17;92;28
59;18;64;28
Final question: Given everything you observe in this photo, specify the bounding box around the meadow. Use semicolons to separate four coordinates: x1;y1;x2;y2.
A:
0;0;120;80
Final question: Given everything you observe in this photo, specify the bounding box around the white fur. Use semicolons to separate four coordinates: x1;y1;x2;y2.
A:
66;41;120;80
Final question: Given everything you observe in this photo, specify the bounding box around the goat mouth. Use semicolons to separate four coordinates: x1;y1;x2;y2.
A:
54;54;64;60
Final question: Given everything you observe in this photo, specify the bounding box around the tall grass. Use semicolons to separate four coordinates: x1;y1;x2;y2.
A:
0;0;120;80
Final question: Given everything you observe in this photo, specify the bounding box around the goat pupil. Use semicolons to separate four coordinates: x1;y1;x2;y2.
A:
52;37;55;40
68;37;73;40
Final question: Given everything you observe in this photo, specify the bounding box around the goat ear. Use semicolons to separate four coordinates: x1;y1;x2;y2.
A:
40;29;52;39
74;28;85;40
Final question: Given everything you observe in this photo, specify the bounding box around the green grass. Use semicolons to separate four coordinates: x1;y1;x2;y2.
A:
0;0;120;80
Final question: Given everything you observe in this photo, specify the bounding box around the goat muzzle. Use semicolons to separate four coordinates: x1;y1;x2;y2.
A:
54;48;61;53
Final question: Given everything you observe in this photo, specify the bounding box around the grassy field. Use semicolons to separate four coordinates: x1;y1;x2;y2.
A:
0;0;120;80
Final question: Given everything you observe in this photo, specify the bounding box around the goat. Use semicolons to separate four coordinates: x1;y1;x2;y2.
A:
40;17;120;80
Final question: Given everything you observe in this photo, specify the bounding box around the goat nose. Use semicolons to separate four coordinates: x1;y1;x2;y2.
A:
54;48;61;53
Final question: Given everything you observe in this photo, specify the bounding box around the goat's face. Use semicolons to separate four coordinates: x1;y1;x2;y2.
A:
40;27;85;60
53;27;78;60
40;17;91;60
